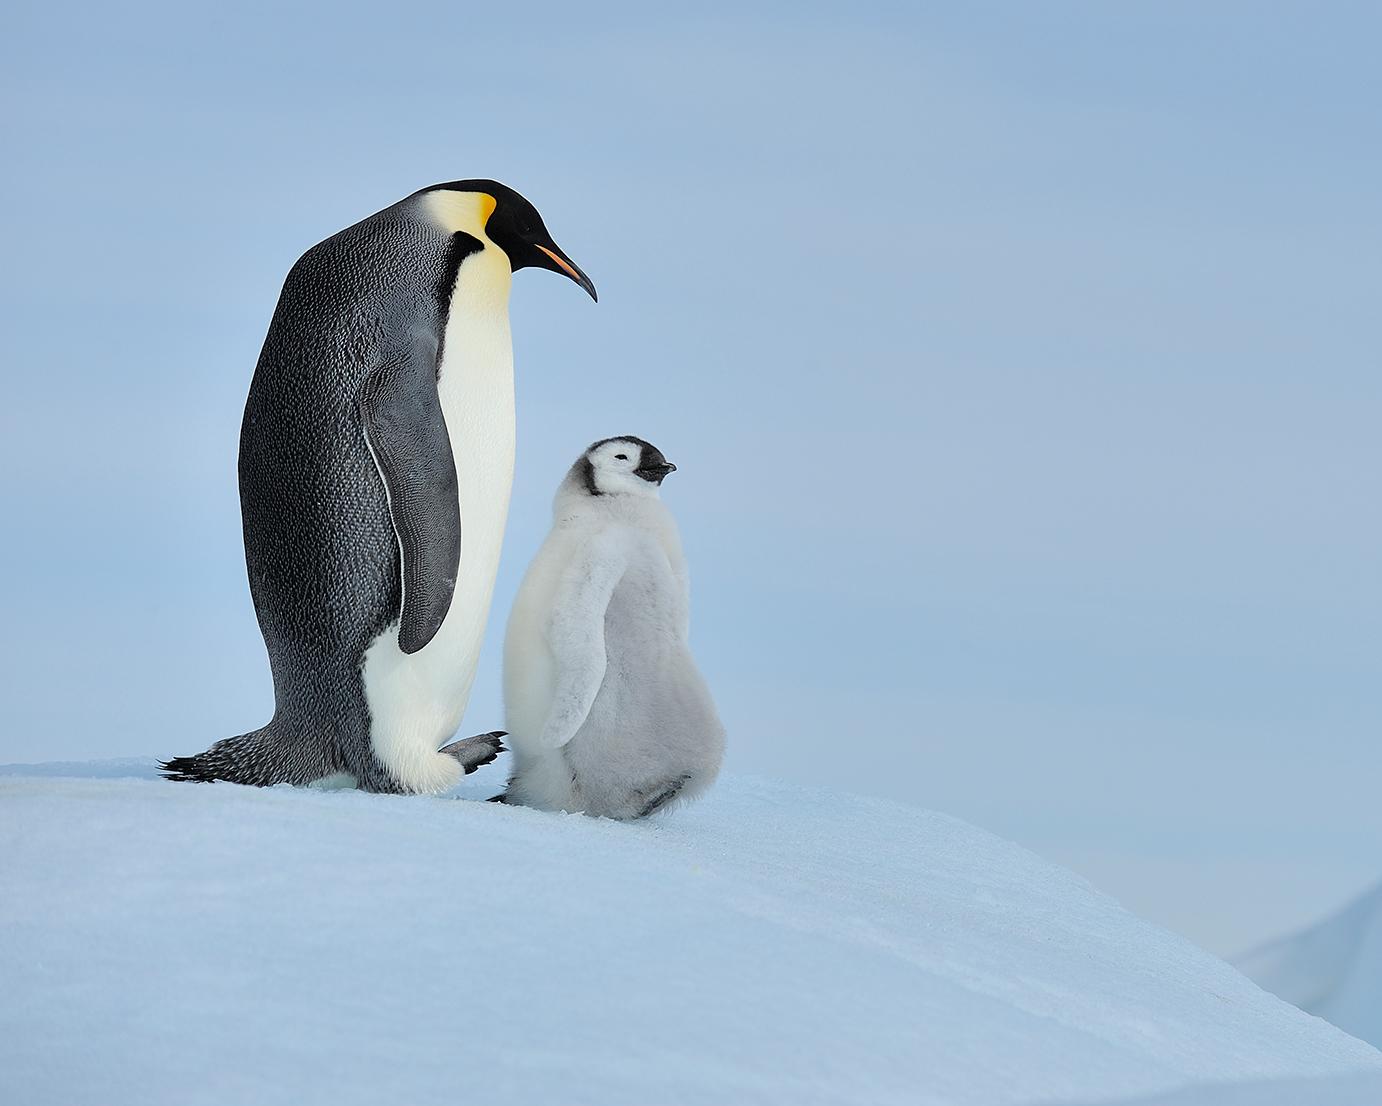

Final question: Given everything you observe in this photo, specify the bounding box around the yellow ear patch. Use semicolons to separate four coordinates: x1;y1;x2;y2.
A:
423;190;498;240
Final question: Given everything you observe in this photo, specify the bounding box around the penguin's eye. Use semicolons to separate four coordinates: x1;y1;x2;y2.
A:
614;453;628;461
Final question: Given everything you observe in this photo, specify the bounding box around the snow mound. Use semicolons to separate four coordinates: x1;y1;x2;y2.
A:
2;762;1378;1106
1238;880;1382;1048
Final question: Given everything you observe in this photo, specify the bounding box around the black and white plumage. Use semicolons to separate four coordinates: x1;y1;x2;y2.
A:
163;180;595;793
501;438;725;818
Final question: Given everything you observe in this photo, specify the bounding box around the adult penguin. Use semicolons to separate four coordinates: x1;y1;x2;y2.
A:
163;180;597;793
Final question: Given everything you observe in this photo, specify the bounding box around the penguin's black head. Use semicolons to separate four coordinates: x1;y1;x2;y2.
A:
575;436;677;498
423;179;597;302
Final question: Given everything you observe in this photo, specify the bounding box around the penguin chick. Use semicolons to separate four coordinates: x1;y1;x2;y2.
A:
501;437;724;819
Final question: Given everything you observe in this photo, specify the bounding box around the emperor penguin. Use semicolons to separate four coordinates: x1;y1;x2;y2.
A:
501;437;725;819
163;180;596;794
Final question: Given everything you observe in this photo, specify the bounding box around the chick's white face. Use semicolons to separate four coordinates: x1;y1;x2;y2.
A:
583;438;677;498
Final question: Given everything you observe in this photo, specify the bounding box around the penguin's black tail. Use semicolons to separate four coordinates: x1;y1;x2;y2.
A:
161;723;329;787
160;753;220;783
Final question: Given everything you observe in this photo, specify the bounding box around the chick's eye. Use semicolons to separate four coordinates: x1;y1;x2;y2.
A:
614;453;628;461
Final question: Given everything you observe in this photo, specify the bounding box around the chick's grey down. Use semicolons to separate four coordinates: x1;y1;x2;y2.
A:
502;437;725;818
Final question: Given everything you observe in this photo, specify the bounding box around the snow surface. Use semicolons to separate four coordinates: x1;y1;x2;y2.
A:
1238;880;1382;1049
2;760;1378;1106
1048;1071;1382;1106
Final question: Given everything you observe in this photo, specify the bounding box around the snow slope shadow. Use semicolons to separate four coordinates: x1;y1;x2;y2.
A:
1238;880;1382;1049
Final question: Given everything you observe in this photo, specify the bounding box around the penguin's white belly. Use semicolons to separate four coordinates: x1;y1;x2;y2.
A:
361;246;514;793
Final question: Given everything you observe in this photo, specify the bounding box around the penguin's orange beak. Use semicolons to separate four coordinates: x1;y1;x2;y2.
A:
535;244;598;302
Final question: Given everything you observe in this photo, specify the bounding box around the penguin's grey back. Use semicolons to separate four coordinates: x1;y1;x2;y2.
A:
168;202;459;790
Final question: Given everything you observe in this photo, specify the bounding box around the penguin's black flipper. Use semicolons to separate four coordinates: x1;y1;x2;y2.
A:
360;349;463;655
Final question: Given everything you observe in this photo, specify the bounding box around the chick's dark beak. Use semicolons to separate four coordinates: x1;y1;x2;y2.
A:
634;460;677;485
535;244;598;302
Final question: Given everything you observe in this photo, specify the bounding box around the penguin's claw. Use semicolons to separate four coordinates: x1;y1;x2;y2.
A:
440;731;507;773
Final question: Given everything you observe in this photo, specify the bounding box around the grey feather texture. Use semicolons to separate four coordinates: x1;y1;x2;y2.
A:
164;195;470;792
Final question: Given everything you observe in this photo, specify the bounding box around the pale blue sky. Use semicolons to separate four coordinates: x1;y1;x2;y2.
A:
2;1;1378;954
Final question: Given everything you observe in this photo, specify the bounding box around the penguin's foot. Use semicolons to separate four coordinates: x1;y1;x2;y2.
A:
439;731;507;774
630;775;694;820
